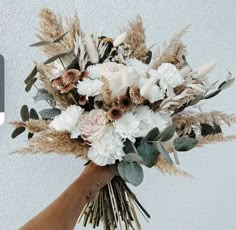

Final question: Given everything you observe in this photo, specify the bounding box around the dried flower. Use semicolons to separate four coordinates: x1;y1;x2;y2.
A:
118;95;131;110
84;34;99;64
107;107;123;121
129;85;144;105
62;69;81;84
79;95;88;106
113;32;127;47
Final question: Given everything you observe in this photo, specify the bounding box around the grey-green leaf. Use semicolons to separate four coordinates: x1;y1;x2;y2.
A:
137;143;160;168
143;127;160;142
156;142;173;164
21;105;29;121
39;108;61;119
218;78;235;90
44;48;73;65
30;108;39;120
24;66;37;85
53;31;70;43
156;124;176;142
33;89;54;102
189;95;203;106
30;41;52;47
118;161;144;186
25;78;37;92
124;152;144;163
174;137;198;152
12;127;26;139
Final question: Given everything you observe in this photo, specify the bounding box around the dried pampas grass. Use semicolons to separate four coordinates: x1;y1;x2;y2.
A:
156;156;191;177
14;130;89;158
124;15;149;62
197;134;236;147
37;8;81;57
152;25;190;69
10;119;48;133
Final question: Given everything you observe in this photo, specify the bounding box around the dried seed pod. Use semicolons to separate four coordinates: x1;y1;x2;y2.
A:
129;85;144;105
107;107;123;121
52;76;64;90
118;95;131;110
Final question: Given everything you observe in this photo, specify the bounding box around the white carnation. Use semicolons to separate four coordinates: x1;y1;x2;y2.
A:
49;105;84;138
135;106;171;137
77;78;103;99
87;64;103;79
125;58;149;78
113;112;140;142
157;63;184;96
88;127;125;166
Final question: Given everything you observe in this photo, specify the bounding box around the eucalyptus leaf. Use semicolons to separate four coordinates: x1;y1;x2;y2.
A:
156;124;176;142
218;78;235;90
33;89;54;102
25;78;37;92
143;127;159;142
123;139;134;154
137;142;160;168
30;108;39;120
118;161;144;186
156;142;173;164
39;108;61;119
21;105;29;121
204;90;221;99
12;127;25;139
24;66;37;85
44;48;73;65
124;152;144;163
145;50;152;64
174;137;198;152
30;41;52;47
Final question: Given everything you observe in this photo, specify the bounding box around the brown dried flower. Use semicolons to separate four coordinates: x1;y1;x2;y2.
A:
79;95;88;106
129;85;144;105
62;69;81;84
118;95;131;110
107;107;123;121
52;69;81;94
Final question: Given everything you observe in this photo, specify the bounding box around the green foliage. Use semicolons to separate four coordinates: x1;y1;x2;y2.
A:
20;105;29;122
44;48;73;65
33;89;54;102
143;127;159;142
156;124;176;142
173;137;198;152
137;142;160;168
30;108;39;120
12;127;26;139
156;142;173;164
39;108;61;119
118;161;144;186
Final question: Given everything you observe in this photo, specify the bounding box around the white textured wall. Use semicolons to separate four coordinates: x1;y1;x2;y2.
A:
0;0;236;229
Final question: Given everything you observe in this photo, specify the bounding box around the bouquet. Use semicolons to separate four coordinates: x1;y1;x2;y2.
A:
11;8;236;229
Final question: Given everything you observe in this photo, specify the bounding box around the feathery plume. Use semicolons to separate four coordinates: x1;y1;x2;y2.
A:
124;15;148;62
197;134;236;147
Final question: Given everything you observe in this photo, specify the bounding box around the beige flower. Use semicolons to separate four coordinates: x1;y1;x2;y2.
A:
77;109;108;142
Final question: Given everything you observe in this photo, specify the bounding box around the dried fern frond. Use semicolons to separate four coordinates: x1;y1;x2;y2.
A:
124;15;148;62
152;25;190;69
37;8;70;57
14;130;89;158
173;111;236;131
155;156;191;177
10;119;49;133
37;64;73;108
197;134;236;147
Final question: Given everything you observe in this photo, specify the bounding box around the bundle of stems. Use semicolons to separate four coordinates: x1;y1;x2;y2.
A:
78;177;150;230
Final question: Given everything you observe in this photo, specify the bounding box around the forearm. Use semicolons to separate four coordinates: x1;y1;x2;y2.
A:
20;163;113;230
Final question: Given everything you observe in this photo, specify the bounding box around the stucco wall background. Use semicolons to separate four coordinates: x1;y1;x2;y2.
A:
0;0;236;229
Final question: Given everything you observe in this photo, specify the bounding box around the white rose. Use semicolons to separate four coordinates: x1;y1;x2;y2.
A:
101;62;138;97
77;109;108;142
49;105;84;138
88;126;125;166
